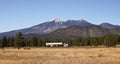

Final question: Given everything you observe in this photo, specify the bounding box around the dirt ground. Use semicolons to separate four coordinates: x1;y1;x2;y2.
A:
0;47;120;64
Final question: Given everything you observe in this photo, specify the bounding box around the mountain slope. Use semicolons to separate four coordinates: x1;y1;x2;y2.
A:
64;19;92;26
25;25;120;39
0;19;120;38
0;19;93;37
100;23;120;29
42;25;111;39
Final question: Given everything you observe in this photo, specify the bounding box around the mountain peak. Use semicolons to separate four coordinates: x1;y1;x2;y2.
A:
49;18;62;22
100;23;113;25
79;19;87;21
100;23;120;29
1;18;120;38
100;23;114;27
53;18;60;21
79;19;88;23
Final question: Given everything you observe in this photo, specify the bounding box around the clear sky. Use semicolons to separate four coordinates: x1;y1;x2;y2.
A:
0;0;120;32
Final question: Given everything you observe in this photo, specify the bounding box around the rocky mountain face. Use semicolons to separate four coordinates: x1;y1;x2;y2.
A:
24;25;120;39
0;18;120;38
0;18;93;37
37;25;116;39
51;25;110;38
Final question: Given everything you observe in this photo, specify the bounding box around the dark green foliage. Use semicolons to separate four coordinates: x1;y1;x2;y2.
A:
38;39;45;47
24;40;31;47
14;32;24;48
103;35;119;47
0;39;2;48
8;37;14;47
90;37;100;46
1;36;8;47
62;35;120;47
0;34;120;47
30;37;38;47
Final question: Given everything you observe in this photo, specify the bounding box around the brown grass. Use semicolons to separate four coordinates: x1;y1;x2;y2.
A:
0;47;120;64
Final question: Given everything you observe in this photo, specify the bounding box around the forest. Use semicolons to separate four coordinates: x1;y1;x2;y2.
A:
0;32;120;48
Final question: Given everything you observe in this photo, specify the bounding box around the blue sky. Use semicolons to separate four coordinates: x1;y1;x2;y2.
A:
0;0;120;32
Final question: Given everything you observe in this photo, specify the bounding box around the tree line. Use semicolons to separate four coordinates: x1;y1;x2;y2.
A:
0;32;120;48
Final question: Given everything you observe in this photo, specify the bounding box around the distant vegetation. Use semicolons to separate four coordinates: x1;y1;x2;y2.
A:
0;32;120;48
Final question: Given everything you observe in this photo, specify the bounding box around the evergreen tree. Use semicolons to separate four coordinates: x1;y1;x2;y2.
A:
90;37;100;46
14;32;24;49
38;39;44;47
0;39;2;48
8;37;14;47
31;37;38;47
103;35;118;47
2;36;8;47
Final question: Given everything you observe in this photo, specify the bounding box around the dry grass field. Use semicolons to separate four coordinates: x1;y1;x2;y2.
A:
0;47;120;64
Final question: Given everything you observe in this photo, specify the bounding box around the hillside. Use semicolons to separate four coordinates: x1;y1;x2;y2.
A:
0;19;120;38
24;25;120;39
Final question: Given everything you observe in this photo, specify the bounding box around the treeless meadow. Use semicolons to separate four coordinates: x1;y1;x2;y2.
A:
0;47;120;64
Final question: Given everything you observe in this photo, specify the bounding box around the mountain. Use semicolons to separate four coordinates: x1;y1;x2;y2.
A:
51;25;110;38
24;25;120;39
0;18;93;38
32;25;110;39
64;19;92;26
0;18;120;38
100;23;120;29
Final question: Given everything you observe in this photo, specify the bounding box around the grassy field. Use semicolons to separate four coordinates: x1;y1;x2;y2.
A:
0;47;120;64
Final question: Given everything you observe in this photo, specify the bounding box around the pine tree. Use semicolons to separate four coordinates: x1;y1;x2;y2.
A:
2;36;8;47
31;37;38;47
8;37;14;47
103;35;118;47
0;39;2;48
14;32;24;49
